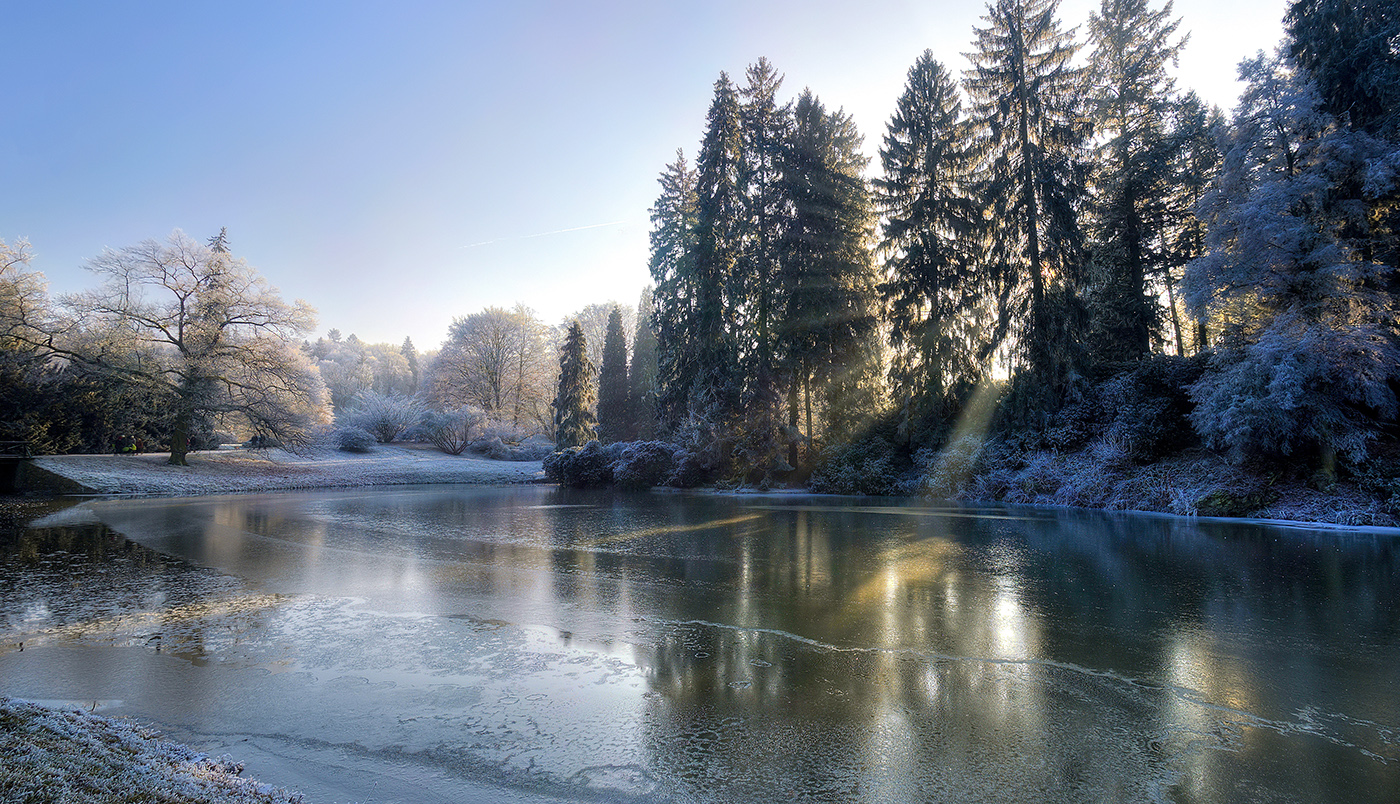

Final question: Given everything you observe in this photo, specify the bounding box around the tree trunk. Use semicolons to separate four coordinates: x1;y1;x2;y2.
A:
788;373;800;470
168;405;191;466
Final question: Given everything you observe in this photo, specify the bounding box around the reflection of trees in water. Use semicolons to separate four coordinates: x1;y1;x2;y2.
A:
0;521;245;659
464;495;1400;801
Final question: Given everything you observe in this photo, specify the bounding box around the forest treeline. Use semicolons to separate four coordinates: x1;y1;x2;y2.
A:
1;0;1396;520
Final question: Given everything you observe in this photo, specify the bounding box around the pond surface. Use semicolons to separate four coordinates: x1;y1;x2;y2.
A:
1;486;1398;803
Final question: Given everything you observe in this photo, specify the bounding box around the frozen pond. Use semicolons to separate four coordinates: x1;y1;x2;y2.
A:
2;486;1398;802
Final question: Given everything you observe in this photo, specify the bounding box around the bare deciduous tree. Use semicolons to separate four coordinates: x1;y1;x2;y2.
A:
430;304;555;434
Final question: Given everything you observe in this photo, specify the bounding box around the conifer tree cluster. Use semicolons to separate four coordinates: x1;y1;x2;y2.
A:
642;0;1398;482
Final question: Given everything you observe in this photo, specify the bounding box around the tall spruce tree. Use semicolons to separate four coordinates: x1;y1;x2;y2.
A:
735;59;793;475
553;321;596;449
629;286;660;440
1160;92;1223;354
876;51;984;438
1084;0;1186;361
965;0;1091;407
686;73;747;424
779;90;882;451
596;306;630;443
649;151;699;431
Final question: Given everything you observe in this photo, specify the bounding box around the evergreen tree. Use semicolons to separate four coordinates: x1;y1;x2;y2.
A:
552;321;596;449
1184;52;1400;466
779;91;882;453
1159;93;1223;354
876;51;984;438
1286;0;1400;138
1084;0;1186;361
965;0;1092;407
628;286;660;440
649;152;699;432
688;73;747;421
401;336;419;395
596;306;631;443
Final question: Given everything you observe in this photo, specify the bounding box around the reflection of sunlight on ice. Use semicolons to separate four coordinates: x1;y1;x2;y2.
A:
992;577;1029;659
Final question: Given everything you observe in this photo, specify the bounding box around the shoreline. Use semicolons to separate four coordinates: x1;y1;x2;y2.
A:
15;443;1399;532
22;443;546;498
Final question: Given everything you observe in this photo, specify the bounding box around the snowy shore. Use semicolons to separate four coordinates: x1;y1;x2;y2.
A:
0;697;303;803
29;443;546;497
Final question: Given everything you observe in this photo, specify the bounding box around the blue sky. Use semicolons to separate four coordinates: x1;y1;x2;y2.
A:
4;0;1286;353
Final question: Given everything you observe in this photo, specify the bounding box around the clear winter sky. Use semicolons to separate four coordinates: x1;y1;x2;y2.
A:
4;0;1286;353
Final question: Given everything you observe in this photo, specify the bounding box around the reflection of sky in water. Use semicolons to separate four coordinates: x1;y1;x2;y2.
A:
1;487;1397;803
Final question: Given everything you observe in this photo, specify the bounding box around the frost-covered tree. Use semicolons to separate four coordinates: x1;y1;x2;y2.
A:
553;321;596;448
431;305;555;434
595;306;630;443
1286;0;1400;139
56;230;330;465
1185;52;1400;466
401;336;419;395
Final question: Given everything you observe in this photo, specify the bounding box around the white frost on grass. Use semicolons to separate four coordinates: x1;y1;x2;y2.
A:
33;443;546;497
0;696;304;803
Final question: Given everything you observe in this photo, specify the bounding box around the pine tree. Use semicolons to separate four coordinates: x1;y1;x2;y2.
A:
779;91;881;453
688;73;747;421
596;306;630;443
735;59;794;478
628;286;660;440
1159;93;1223;354
1084;0;1186;361
876;51;984;437
552;321;596;449
965;0;1092;407
400;336;419;395
649;152;699;432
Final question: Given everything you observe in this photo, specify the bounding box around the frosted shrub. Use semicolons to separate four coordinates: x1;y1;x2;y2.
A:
919;434;988;498
544;441;618;488
415;406;486;455
342;391;424;443
610;441;677;489
808;439;899;496
334;425;376;453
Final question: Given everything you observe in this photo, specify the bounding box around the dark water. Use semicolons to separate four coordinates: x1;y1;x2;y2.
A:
1;486;1397;803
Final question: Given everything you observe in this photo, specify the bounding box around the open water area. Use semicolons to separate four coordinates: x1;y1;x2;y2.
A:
1;485;1397;803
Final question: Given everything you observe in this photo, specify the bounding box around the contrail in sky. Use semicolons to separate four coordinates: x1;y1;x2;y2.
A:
464;220;631;248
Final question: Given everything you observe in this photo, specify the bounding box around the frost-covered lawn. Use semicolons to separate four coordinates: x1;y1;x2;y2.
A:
0;697;302;803
32;443;546;496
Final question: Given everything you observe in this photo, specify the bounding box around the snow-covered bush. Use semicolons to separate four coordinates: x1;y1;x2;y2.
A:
544;440;619;488
334;425;376;453
610;441;677;489
341;390;424;443
415;405;486;455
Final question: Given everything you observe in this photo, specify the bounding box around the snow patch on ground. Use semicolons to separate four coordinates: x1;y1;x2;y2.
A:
32;443;546;497
0;696;304;803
